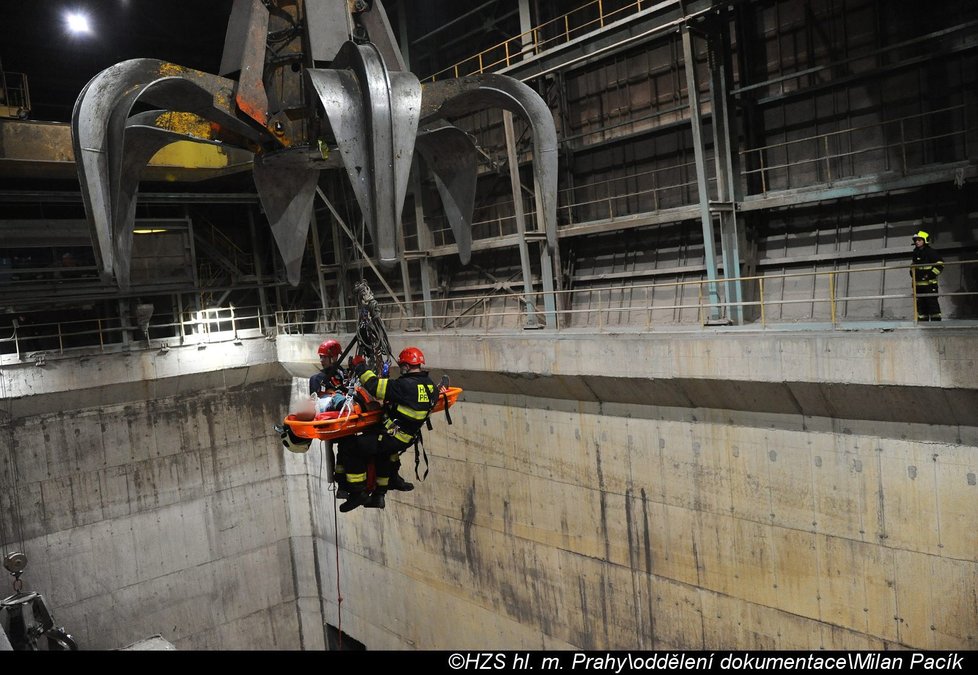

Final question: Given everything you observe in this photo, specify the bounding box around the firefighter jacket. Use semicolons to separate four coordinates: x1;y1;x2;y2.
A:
911;244;944;288
359;368;437;446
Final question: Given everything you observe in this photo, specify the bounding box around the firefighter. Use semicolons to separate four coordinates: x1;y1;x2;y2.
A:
310;339;357;495
910;229;944;321
310;339;348;409
278;339;355;497
339;346;436;512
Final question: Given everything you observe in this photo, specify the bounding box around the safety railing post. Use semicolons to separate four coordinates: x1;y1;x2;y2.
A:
911;268;918;323
829;272;837;326
823;136;832;181
698;282;704;325
759;277;766;327
646;286;653;329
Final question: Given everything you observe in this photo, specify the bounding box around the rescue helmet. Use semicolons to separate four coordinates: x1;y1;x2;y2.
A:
318;339;341;359
912;230;930;244
397;346;425;367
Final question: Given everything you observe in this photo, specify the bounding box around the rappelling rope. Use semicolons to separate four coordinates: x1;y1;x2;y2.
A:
319;439;344;650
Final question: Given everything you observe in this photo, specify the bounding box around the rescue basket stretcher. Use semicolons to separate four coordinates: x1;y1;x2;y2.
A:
283;386;463;441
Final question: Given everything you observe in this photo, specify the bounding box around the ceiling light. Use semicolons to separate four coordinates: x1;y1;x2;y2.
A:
133;229;169;234
65;12;92;35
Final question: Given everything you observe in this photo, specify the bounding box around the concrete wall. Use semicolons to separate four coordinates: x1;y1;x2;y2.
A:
2;328;975;650
277;328;978;650
0;341;313;650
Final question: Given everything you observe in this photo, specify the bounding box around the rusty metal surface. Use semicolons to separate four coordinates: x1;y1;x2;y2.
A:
229;0;271;131
0;117;253;182
72;58;252;282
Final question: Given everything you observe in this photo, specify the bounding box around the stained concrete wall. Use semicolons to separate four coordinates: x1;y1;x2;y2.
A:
277;328;978;650
2;329;975;650
0;341;316;650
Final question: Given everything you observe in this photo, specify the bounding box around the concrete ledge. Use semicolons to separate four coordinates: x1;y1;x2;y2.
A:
1;339;289;419
276;329;978;427
445;370;978;427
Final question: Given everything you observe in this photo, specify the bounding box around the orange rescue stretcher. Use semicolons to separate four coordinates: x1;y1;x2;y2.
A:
283;386;463;442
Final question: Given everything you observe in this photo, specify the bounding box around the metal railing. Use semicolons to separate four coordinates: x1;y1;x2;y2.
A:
422;0;650;82
0;303;273;363
0;68;31;118
273;259;978;336
741;105;970;192
3;261;972;363
404;104;971;252
405;156;706;250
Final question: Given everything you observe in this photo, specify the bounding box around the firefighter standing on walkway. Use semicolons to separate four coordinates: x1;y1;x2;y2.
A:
910;229;944;321
339;347;435;512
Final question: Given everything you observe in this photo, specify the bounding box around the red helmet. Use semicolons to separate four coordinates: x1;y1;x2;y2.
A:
397;346;425;367
318;339;341;359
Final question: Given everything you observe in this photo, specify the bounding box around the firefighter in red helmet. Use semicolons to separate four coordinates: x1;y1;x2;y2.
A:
278;338;354;495
339;346;437;512
311;339;345;401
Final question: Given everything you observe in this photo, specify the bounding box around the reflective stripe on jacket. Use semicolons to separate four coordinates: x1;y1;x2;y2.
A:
360;369;437;445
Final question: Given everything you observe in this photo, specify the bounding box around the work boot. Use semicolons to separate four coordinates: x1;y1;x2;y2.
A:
388;473;414;492
365;491;386;509
334;474;350;499
339;490;370;513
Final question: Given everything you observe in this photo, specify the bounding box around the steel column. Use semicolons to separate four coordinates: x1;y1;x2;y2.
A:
707;17;744;324
682;24;723;321
504;111;545;328
247;207;271;332
411;165;437;331
309;209;331;326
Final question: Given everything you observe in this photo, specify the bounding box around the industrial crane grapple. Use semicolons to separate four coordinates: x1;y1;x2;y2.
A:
71;0;558;289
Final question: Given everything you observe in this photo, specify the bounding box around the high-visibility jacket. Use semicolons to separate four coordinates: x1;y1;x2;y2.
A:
359;368;436;446
911;244;943;288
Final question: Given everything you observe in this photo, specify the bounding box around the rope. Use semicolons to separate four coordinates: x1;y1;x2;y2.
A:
333;486;343;651
321;441;344;651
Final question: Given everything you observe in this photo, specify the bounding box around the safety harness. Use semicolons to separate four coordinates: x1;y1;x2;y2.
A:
380;375;454;482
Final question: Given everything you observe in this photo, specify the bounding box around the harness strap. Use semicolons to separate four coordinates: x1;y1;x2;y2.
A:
441;388;453;426
412;433;430;481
